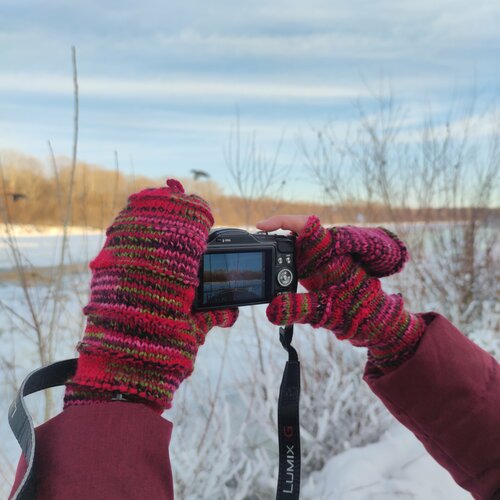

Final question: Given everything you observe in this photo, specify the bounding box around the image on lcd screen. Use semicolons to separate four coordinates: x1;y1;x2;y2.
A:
202;252;265;306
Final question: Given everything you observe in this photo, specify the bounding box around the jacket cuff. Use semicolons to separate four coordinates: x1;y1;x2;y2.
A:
363;312;500;499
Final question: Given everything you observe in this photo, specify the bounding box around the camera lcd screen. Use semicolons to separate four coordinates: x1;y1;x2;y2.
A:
200;250;270;307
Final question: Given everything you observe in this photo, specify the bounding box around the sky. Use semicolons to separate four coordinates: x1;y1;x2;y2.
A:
0;0;499;201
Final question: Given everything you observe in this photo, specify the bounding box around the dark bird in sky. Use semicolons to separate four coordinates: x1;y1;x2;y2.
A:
6;192;27;202
190;169;210;180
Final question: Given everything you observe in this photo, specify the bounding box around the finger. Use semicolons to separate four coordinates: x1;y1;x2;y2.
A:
266;292;318;326
212;308;239;328
256;215;311;235
194;308;239;332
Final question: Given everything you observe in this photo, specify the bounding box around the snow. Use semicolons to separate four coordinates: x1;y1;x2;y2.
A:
303;422;471;499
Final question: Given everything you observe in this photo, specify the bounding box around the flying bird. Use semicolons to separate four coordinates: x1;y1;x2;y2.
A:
6;192;27;202
190;169;210;180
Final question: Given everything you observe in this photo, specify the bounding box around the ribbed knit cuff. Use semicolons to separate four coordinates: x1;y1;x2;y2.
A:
63;349;189;413
64;381;164;413
366;311;426;373
328;274;427;372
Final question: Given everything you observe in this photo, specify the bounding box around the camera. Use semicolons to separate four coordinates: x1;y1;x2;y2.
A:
195;228;297;310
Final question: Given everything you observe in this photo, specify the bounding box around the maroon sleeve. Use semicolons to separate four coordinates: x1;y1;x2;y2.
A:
364;313;500;500
9;402;174;500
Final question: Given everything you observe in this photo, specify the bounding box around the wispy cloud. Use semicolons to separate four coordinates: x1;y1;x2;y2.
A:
0;74;368;100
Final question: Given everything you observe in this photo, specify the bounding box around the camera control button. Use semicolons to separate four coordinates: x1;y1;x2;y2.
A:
285;255;292;264
277;256;284;265
277;269;293;287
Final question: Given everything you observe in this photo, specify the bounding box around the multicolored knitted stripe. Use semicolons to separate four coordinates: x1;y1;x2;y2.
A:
64;179;238;412
296;216;409;290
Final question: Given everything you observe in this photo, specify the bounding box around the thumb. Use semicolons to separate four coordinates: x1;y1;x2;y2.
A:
266;291;320;326
193;308;239;333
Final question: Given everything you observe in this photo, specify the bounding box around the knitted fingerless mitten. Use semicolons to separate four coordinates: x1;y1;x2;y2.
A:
296;215;408;290
267;216;425;372
64;179;238;412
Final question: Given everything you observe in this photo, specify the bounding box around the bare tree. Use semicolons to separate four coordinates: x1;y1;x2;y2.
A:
224;115;291;227
304;92;499;330
0;47;81;422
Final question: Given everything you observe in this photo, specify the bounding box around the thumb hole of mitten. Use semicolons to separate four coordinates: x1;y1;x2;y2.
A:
266;292;318;326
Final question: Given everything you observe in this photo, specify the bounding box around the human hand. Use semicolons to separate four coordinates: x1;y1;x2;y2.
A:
258;214;424;371
257;214;408;290
64;180;238;413
258;214;360;291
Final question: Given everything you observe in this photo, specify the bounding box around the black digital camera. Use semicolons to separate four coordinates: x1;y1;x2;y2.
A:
195;228;297;310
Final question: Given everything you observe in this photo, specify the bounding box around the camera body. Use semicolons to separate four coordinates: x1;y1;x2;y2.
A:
195;228;297;310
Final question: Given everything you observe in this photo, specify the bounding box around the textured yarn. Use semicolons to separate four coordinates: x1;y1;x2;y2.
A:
296;216;408;289
64;179;238;412
267;216;425;371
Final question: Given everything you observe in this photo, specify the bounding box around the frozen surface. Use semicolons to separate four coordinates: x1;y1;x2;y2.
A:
0;230;104;270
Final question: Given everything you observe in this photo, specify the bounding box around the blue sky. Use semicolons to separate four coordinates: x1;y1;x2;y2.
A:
0;0;499;201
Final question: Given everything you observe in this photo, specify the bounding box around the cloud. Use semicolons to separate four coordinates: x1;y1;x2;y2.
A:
154;29;401;61
1;0;499;196
0;73;369;101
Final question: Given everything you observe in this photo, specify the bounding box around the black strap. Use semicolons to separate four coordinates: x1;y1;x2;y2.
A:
276;325;301;499
10;341;302;500
8;358;78;500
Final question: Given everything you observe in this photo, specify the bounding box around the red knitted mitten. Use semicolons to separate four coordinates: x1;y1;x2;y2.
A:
267;216;425;372
296;215;408;290
64;179;238;413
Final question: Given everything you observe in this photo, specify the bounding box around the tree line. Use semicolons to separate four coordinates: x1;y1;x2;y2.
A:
1;151;498;229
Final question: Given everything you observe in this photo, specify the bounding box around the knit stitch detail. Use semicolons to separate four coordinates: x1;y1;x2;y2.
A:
296;216;409;290
267;216;424;372
64;179;238;411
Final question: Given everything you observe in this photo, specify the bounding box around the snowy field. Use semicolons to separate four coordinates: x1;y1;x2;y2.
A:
1;225;498;499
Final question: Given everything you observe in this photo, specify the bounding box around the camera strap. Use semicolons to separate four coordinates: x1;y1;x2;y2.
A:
276;325;301;500
9;331;303;500
8;358;78;500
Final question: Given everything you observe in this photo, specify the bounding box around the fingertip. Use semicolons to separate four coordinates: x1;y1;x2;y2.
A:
256;215;311;234
217;308;239;328
265;302;282;325
265;293;291;325
228;308;239;326
256;216;280;231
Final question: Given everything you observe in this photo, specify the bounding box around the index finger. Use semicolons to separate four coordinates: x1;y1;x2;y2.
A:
256;215;311;234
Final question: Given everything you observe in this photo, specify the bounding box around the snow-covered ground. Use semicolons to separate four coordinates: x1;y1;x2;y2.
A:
1;227;497;499
303;422;471;500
